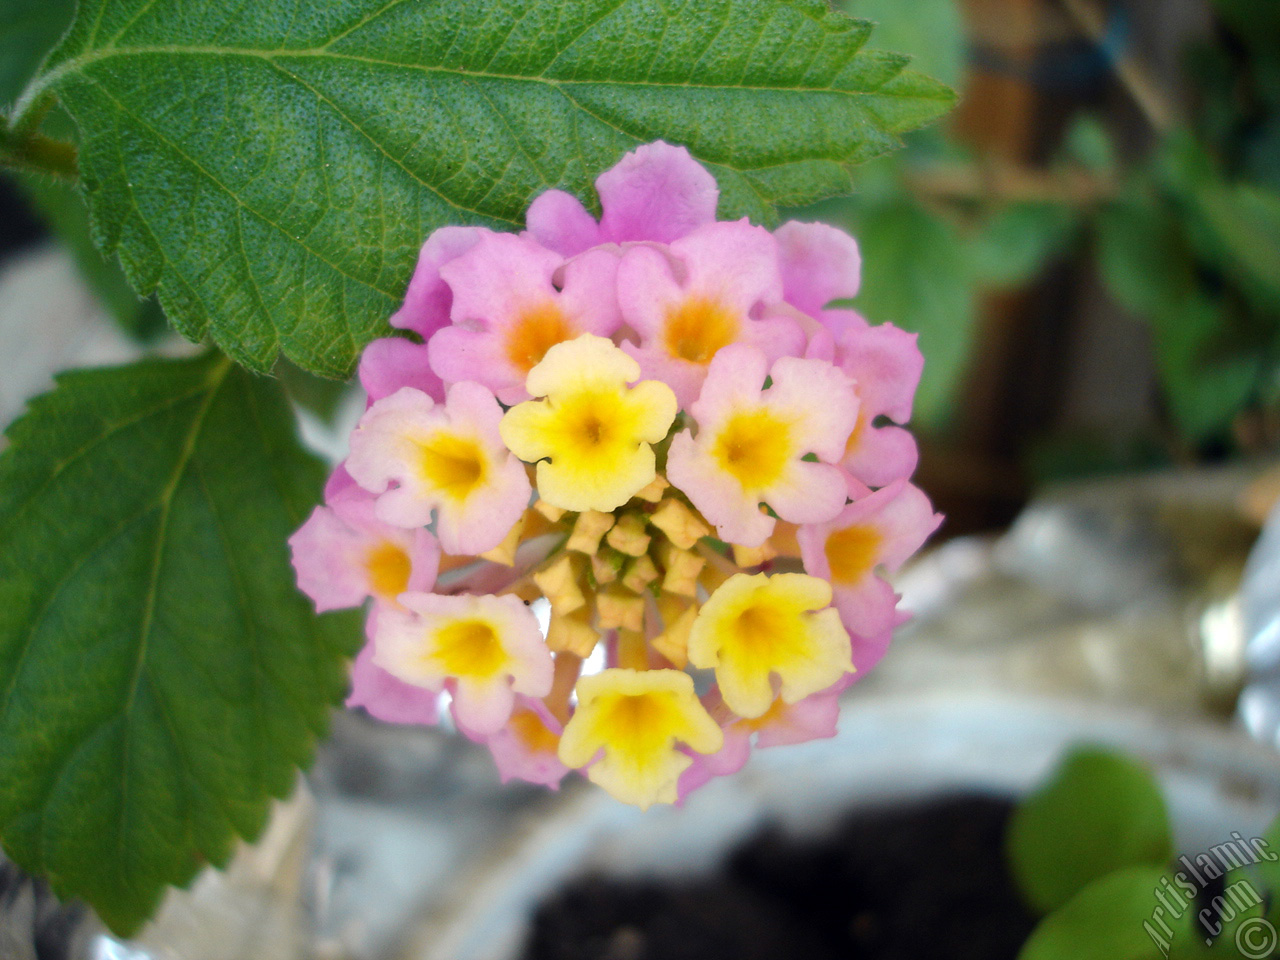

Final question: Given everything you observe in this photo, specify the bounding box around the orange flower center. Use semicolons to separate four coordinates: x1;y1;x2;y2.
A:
506;301;575;373
366;542;411;598
509;708;560;753
663;295;740;364
824;525;881;584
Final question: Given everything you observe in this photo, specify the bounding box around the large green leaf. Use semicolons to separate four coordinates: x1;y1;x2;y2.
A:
0;352;361;935
14;0;954;379
1007;747;1172;915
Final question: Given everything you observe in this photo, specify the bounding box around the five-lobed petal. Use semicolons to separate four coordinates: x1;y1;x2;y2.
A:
559;668;723;809
687;572;854;720
666;345;858;547
346;381;531;556
374;592;553;736
500;335;677;513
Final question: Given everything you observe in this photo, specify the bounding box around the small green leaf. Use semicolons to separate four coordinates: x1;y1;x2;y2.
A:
0;352;361;934
1150;296;1261;442
1007;747;1173;915
971;202;1078;288
1018;866;1195;960
18;0;954;378
1096;192;1196;319
1063;114;1117;175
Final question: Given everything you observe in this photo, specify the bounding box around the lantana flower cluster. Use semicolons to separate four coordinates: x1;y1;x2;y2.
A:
291;142;942;809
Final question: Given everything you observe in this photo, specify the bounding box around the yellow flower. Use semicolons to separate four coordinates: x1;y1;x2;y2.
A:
500;335;677;512
688;572;852;719
559;668;723;809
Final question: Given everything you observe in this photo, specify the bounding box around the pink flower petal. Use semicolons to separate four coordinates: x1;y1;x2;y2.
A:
774;220;862;318
484;696;570;788
347;640;441;726
346;384;532;555
358;337;444;404
796;480;942;638
390;226;485;337
616;221;787;409
431;233;622;402
525;189;602;257
836;322;923;425
843;422;919;491
597;141;719;245
289;489;440;612
668;346;855;546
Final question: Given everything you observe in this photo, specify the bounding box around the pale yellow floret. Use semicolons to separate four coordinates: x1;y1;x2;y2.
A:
621;555;659;594
732;541;777;569
534;499;567;523
633;475;670;503
606;513;651;557
688;573;853;719
500;335;678;513
658;543;706;598
597;588;646;632
649;498;711;550
533;553;586;615
547;607;600;657
652;595;699;669
567;510;616;554
591;550;623;586
559;668;723;809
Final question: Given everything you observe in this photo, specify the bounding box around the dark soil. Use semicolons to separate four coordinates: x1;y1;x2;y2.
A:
520;795;1039;960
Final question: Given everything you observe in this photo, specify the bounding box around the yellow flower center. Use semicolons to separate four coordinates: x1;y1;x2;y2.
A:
419;433;487;500
506;301;575;373
824;525;881;584
663;295;740;364
596;691;675;758
366;542;411;598
554;390;621;457
432;618;507;678
712;409;793;490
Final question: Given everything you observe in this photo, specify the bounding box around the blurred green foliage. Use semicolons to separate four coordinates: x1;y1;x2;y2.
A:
825;0;1280;458
1006;746;1172;915
1009;747;1278;960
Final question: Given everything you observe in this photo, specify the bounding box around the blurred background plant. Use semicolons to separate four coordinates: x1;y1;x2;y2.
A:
792;0;1280;534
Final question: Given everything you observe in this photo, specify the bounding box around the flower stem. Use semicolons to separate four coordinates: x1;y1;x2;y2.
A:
1;100;78;181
